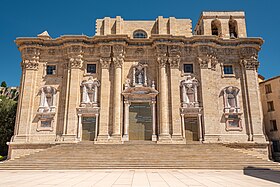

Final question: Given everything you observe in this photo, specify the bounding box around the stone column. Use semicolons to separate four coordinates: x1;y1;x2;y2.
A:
122;100;130;141
94;84;98;104
151;100;157;141
197;113;203;142
169;56;184;142
240;56;266;143
181;113;186;139
13;50;39;142
95;114;99;141
97;57;111;142
157;56;171;142
77;114;82;141
63;53;83;141
111;54;124;141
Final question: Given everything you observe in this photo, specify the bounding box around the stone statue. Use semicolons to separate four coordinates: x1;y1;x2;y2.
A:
181;75;199;108
80;77;100;107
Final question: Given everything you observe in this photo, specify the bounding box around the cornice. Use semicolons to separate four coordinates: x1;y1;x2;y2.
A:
15;34;264;51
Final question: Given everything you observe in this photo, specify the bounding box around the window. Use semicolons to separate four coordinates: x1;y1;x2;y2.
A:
41;120;51;128
87;64;96;74
223;65;233;74
46;65;56;75
265;84;272;94
133;30;147;38
267;101;275;112
270;120;278;131
183;64;193;73
226;114;241;130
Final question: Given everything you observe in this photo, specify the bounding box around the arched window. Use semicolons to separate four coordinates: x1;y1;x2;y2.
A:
133;30;147;38
211;19;221;36
229;17;238;38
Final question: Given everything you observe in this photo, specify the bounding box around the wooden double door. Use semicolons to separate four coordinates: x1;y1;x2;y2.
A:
129;103;153;140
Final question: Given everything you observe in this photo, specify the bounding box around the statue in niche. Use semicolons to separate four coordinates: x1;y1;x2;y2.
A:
135;65;144;85
81;76;100;107
39;86;56;113
181;75;199;108
132;62;147;87
226;87;236;108
223;86;240;113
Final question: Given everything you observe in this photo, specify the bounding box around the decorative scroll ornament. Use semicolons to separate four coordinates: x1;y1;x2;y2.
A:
69;54;83;69
113;45;124;55
135;48;145;57
168;55;181;69
112;53;124;68
197;54;218;70
168;45;181;56
239;47;258;59
100;57;111;69
100;45;111;57
155;44;167;55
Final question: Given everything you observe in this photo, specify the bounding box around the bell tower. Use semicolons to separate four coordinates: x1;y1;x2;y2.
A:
194;11;247;38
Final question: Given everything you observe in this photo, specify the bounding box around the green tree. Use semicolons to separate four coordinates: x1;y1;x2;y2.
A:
1;81;7;87
0;96;17;156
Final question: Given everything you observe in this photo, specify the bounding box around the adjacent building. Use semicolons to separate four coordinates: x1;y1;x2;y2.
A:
260;76;280;161
9;11;267;159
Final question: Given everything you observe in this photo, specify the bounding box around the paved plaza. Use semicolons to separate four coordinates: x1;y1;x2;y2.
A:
0;169;280;187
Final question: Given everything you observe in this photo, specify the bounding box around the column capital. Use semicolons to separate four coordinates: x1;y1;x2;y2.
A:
21;59;39;70
168;55;181;69
240;58;259;70
157;55;168;68
100;57;111;69
112;53;124;68
68;53;83;69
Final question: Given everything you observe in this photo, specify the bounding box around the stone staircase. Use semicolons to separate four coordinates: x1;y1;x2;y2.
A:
0;142;279;170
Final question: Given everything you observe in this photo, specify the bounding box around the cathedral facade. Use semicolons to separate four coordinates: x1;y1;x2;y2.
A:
9;11;267;159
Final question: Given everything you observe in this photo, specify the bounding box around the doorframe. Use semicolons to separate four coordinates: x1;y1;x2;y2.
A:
122;86;158;142
180;107;203;142
76;107;99;141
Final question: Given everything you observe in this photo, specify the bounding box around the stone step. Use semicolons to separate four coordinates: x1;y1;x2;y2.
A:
1;143;279;170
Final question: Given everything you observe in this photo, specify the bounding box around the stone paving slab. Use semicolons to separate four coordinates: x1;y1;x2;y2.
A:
0;169;279;187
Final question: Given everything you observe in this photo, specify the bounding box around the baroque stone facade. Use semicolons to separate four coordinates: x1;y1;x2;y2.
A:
259;76;280;161
9;11;267;159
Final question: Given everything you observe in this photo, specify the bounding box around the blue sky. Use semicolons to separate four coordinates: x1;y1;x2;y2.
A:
1;0;279;86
